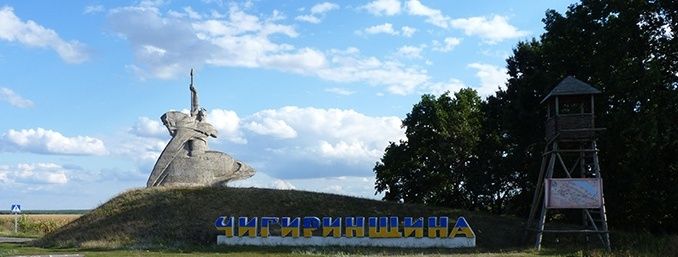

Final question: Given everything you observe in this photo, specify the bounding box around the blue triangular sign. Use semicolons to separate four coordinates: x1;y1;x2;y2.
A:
454;216;469;228
11;204;21;213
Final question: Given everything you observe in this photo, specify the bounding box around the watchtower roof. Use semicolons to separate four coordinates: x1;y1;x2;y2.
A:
541;76;601;104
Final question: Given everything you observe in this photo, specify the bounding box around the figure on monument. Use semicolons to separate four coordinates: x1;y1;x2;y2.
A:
146;69;255;187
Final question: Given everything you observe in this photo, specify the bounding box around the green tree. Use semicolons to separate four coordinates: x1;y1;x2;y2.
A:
375;0;677;231
374;89;482;208
500;0;677;232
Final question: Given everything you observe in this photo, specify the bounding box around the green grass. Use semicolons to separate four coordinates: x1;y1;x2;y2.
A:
3;242;674;257
23;187;676;256
36;187;524;249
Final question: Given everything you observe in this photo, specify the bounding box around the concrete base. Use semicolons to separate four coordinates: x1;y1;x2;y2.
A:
217;236;475;248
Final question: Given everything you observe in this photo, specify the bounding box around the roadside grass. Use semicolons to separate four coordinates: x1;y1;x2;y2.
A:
0;243;586;257
2;229;676;256
2;242;674;257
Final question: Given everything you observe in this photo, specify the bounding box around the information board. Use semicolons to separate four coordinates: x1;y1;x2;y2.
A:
545;178;603;209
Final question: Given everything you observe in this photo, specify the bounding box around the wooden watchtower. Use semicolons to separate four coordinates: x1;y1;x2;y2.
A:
525;76;611;250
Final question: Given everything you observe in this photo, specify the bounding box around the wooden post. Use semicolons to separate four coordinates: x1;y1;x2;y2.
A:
535;142;558;250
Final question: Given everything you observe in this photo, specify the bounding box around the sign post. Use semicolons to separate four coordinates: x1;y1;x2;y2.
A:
11;204;21;233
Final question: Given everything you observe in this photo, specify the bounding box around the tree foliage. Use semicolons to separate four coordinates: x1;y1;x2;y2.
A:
374;89;516;208
375;0;677;232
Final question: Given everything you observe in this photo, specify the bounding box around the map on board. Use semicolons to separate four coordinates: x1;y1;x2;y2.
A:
546;178;602;209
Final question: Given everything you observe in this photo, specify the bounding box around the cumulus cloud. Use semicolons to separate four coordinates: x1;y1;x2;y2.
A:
468;63;508;96
0;6;88;63
361;0;401;16
450;15;528;44
317;48;429;95
432;37;461;52
423;78;467;96
206;109;247;144
111;134;166;166
110;2;435;95
272;179;296;190
122;106;405;180
359;23;416;37
294;15;320;24
403;1;527;44
244;116;298;139
0;87;33;108
243;106;403;165
295;2;339;24
110;3;323;79
1;128;107;155
129;117;167;138
405;0;449;28
0;163;69;185
401;26;416;37
362;23;399;35
232;171;380;199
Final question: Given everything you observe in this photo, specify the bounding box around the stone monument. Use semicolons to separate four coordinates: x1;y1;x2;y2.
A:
146;69;255;187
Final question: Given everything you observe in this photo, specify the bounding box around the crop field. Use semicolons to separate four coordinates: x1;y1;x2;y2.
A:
0;214;81;237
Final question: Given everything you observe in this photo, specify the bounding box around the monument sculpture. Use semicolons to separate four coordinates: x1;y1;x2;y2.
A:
146;69;255;187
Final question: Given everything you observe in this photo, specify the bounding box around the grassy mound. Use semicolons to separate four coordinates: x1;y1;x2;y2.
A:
35;187;523;249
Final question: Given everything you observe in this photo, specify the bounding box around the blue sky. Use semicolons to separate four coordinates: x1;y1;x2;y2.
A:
0;0;576;210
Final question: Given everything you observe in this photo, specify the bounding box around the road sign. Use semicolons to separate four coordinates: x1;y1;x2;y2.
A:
11;204;21;214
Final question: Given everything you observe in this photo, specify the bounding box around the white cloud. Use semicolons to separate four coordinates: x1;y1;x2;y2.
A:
432;37;461;52
259;48;327;74
403;1;527;44
1;128;107;155
0;6;88;63
294;15;320;24
232;171;380;199
244;110;298;139
110;4;313;79
396;45;423;59
310;2;339;14
319;140;381;161
324;87;355;96
405;0;449;28
111;134;166;165
129;117;167;138
295;2;338;24
317;49;429;95
0;87;33;108
207;109;247;144
424;78;467;95
450;15;528;44
243;106;404;166
118;106;405;181
0;163;69;185
401;26;416;37
360;24;416;38
110;3;434;95
141;44;167;56
83;5;104;14
268;10;285;21
272;179;296;190
468;63;508;96
362;23;399;35
183;6;202;19
362;0;401;16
